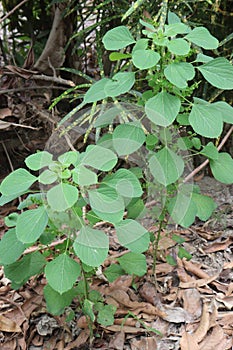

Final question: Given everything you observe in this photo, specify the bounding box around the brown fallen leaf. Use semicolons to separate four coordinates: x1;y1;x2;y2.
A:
216;295;233;309
0;108;12;118
64;329;90;350
199;325;231;350
111;287;167;318
179;273;219;289
204;237;233;253
180;331;200;350
130;336;158;350
109;330;125;350
104;325;145;333
182;288;202;320
193;301;209;343
0;315;21;333
223;261;233;269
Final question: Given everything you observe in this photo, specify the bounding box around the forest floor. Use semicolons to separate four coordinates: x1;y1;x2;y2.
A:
0;175;232;350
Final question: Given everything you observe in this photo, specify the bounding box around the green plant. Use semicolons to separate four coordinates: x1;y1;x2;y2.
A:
1;7;233;341
0;148;149;334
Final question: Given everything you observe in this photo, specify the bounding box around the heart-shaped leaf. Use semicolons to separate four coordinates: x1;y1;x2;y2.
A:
145;91;181;127
45;254;81;294
74;226;109;266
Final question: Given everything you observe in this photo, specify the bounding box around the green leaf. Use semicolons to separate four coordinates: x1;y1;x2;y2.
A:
198;58;233;89
118;252;147;277
5;213;18;227
16;207;48;244
83;299;95;322
45;254;81;294
84;78;109;103
17;193;45;210
82;145;117;171
149;147;184;186
164;62;195;89
139;19;156;32
192;193;216;221
172;234;185;244
102;26;135;50
165;22;189;36
166;254;177;266
212;101;233;124
103;169;143;198
94;107;121;128
112;122;146;156
58;151;79;167
115;219;149;253
185;27;219;49
210;153;233;184
104;72;135;97
167;38;190;55
168;190;197;228
44;284;77;316
47;183;79;211
189;100;223;138
0;168;37;196
72;165;97;186
25;151;53;171
104;264;125;282
132;38;149;52
132;49;160;69
126;198;146;219
38;170;58;185
109;52;131;61
194;53;213;63
88;187;125;224
0;228;26;265
192;137;202;150
145;91;181;127
97;304;116;326
168;11;181;24
178;246;192;260
4;251;46;289
74;226;109;267
0;192;26;206
200;142;219;160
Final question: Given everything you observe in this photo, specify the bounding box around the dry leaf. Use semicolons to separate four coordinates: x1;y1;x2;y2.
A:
0;108;12;119
130;336;157;350
193;301;209;343
64;329;90;350
104;325;144;333
109;330;125;350
204;237;233;253
199;325;230;350
179;273;219;289
0;315;21;333
180;331;200;350
182;288;202;319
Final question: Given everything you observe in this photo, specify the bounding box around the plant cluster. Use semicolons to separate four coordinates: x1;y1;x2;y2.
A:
0;9;233;334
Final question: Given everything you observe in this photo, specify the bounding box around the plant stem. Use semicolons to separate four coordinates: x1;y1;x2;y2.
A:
152;202;168;286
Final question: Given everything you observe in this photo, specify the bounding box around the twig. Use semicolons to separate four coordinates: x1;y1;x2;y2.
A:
0;0;30;23
30;74;75;87
3;71;75;87
1;141;14;172
0;86;67;95
183;125;233;183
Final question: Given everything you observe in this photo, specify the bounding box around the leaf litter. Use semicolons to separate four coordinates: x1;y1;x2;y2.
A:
0;178;232;349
